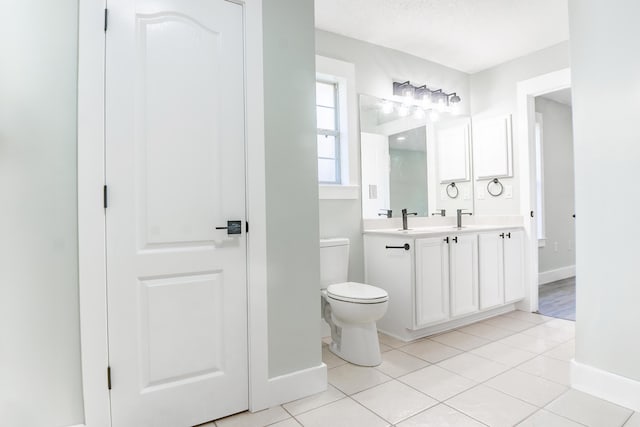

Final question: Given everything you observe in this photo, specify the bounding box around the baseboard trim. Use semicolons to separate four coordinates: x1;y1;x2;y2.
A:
263;363;327;409
571;359;640;412
539;265;575;285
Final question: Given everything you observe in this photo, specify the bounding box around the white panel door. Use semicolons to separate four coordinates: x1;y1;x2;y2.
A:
415;237;450;327
449;234;479;318
504;230;526;303
478;232;505;310
105;1;247;426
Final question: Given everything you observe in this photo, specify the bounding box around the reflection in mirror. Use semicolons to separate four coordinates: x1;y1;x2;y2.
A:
360;94;473;219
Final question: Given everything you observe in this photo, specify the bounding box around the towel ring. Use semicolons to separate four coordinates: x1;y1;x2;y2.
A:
487;178;504;197
446;182;459;199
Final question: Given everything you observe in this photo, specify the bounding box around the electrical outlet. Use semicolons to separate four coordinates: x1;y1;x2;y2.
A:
505;185;513;199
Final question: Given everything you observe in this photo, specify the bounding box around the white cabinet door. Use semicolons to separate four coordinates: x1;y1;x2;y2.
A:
478;232;505;310
504;230;525;302
105;1;247;426
415;237;450;327
450;234;479;317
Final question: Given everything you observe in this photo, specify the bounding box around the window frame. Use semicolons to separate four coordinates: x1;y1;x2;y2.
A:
316;80;342;185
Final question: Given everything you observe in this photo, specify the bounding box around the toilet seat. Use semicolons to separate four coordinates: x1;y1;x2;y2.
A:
327;282;388;304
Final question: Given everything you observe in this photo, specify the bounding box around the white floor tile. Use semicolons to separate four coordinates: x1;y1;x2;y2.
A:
544;318;576;332
483;315;539;332
503;310;553;324
520;324;574;343
543;340;575;362
497;332;562;354
375;349;429;378
437;352;509;382
380;343;393;352
485;369;568;407
447;384;538;427
471;341;537;367
517;409;584;426
282;384;345;416
215;406;290;427
268;419;302;427
398;365;477;401
396;403;486;427
546;389;634;427
295;398;389;427
322;345;347;369
458;322;514;341
625;412;640;426
431;330;490;351
400;339;462;363
517;355;571;386
351;380;437;424
328;363;392;395
378;332;407;348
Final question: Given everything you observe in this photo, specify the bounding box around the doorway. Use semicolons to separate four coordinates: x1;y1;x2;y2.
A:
104;1;248;426
533;89;576;320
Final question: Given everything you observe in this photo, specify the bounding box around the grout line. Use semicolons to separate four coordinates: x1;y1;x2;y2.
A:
440;402;491;426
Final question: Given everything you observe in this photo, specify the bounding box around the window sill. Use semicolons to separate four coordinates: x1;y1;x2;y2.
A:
319;184;360;200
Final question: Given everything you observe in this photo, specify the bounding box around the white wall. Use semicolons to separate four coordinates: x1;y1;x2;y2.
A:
569;0;640;382
470;42;570;215
263;0;322;377
0;1;84;426
315;29;470;281
535;97;575;274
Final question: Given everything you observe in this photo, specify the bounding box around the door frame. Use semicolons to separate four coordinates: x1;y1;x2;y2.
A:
515;68;571;313
77;1;269;426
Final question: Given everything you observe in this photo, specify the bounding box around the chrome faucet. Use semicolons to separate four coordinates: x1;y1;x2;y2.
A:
378;209;392;218
432;209;446;217
456;209;472;229
402;208;418;230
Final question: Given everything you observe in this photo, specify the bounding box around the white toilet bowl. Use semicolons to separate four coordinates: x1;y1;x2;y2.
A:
321;282;388;367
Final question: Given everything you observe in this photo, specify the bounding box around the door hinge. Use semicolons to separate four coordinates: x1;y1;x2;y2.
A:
107;366;112;390
104;8;108;32
103;185;108;209
245;221;249;233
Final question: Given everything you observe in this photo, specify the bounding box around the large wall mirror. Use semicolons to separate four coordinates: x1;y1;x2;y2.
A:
360;94;474;219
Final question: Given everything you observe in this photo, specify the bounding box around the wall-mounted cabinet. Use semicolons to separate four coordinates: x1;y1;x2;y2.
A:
436;122;471;183
473;114;513;179
364;227;524;341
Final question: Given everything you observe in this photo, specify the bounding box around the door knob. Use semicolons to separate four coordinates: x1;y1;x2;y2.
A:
216;220;242;235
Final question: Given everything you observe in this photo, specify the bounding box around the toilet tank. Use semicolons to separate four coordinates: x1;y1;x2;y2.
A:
319;238;350;289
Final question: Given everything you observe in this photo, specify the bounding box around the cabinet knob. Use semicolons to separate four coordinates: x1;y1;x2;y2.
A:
452;236;458;243
506;232;511;239
500;233;505;239
444;237;449;244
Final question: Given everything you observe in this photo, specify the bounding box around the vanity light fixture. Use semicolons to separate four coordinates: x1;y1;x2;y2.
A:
392;80;462;111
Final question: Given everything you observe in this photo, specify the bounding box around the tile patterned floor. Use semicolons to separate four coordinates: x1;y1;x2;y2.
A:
210;311;638;427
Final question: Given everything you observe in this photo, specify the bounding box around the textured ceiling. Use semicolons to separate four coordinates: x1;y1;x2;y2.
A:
315;0;569;73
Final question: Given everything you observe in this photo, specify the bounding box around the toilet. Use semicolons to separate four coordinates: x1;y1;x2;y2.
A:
320;238;389;366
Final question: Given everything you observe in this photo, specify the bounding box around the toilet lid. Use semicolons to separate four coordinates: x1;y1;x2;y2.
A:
327;282;388;304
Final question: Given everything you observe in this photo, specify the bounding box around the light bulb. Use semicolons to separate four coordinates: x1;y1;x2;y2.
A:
381;101;394;115
429;110;440;122
413;107;426;120
398;104;410;117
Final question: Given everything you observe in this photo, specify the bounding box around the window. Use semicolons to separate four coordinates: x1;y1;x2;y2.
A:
316;80;341;184
535;113;546;246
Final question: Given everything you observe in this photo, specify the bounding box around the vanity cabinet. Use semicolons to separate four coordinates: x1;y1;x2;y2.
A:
478;230;525;307
365;227;524;341
449;234;479;318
